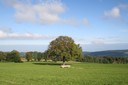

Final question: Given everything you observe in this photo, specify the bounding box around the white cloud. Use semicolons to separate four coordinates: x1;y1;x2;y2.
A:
0;29;56;40
64;36;126;46
14;4;36;23
2;0;64;24
0;30;7;38
104;7;120;18
103;4;128;24
2;0;90;26
75;37;117;45
90;37;126;45
75;38;88;44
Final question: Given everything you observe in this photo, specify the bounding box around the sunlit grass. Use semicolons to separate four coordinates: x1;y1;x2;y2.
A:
0;62;128;85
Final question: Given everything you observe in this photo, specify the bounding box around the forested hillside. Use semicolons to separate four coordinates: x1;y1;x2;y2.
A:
83;50;128;57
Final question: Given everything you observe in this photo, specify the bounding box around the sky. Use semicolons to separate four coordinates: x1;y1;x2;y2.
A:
0;0;128;52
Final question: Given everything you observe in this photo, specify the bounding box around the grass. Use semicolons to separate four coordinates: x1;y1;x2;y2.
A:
0;62;128;85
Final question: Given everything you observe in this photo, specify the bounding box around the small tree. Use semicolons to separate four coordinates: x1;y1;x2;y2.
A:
32;51;38;61
48;36;83;65
37;52;43;61
26;52;32;62
43;50;50;62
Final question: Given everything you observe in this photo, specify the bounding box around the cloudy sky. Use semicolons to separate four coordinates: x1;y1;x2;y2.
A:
0;0;128;52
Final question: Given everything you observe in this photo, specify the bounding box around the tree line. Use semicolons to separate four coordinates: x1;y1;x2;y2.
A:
0;50;48;62
82;55;128;64
0;50;128;64
0;50;50;62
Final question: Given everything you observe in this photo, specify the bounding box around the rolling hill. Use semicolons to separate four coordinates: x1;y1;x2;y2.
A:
83;50;128;57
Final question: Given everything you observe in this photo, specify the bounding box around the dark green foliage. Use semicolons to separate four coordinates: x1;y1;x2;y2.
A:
32;51;38;61
47;36;83;63
6;50;21;62
83;50;128;57
83;55;128;64
37;52;43;61
25;51;43;62
0;51;6;61
26;52;33;62
43;50;51;62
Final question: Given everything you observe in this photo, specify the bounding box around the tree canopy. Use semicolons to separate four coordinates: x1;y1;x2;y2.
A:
26;52;33;62
6;50;21;62
47;36;83;64
0;51;6;61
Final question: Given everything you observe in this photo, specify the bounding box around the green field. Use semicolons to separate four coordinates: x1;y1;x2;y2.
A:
0;62;128;85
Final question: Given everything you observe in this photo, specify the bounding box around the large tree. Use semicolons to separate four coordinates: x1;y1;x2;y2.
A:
48;36;83;64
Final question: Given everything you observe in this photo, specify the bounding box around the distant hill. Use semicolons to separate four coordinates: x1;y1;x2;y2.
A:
83;50;128;57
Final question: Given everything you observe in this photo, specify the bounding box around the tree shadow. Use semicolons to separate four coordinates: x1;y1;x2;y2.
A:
33;62;62;66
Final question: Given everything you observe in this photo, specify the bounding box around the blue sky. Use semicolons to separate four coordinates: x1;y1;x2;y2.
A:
0;0;128;52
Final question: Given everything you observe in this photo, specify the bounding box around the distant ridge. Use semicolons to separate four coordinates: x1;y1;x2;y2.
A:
83;49;128;57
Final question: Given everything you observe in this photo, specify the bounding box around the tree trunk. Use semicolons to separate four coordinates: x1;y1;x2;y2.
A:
63;56;66;65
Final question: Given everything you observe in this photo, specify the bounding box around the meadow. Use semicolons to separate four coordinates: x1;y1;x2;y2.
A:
0;62;128;85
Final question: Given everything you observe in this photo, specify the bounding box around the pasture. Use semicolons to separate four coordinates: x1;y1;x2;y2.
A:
0;62;128;85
